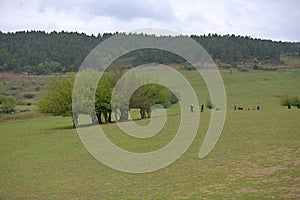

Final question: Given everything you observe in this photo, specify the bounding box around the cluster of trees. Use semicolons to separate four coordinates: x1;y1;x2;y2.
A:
1;31;299;74
280;95;300;109
0;94;16;113
38;70;176;127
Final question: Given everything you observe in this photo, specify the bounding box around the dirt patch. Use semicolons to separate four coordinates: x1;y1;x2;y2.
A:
281;186;300;199
0;72;50;79
222;145;300;198
277;64;300;69
249;166;288;177
235;188;259;194
132;65;184;71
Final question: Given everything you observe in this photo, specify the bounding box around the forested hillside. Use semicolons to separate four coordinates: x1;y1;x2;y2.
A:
0;31;299;74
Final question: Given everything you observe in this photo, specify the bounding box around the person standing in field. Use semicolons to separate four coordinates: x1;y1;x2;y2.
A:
190;104;194;112
256;103;260;110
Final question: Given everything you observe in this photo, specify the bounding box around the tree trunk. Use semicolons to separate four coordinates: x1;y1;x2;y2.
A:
72;112;78;128
103;112;108;123
96;110;102;124
108;111;112;123
114;110;120;122
146;108;151;118
120;108;129;121
91;113;98;124
140;108;146;119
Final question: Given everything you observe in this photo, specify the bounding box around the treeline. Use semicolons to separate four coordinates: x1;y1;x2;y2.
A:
0;31;299;74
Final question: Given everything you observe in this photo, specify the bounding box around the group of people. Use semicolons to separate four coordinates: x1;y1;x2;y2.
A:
234;103;260;111
189;103;261;112
190;104;204;113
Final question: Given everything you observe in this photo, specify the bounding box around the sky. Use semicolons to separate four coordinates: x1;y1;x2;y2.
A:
0;0;299;42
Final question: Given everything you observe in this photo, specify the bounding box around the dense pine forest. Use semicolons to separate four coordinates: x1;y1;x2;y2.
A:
0;31;299;74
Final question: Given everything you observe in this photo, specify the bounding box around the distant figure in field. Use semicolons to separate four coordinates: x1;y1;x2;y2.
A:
252;105;255;110
201;104;204;112
238;107;243;110
190;104;194;112
234;105;237;110
256;103;260;110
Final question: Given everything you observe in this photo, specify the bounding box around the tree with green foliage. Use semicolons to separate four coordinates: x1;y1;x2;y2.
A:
130;84;172;119
111;72;134;122
0;94;16;113
72;69;100;124
95;73;113;123
280;95;300;109
36;61;64;74
38;76;76;126
280;96;291;109
108;69;174;121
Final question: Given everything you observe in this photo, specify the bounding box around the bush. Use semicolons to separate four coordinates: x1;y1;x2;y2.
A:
280;95;300;109
23;93;35;99
35;86;40;91
280;96;290;106
184;65;195;71
206;100;215;109
253;65;260;70
0;94;16;113
290;96;300;108
170;92;179;104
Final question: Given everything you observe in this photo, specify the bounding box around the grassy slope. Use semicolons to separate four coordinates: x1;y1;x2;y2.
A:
0;69;299;199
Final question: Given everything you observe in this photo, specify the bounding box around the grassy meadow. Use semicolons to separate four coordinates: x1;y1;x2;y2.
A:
0;69;299;199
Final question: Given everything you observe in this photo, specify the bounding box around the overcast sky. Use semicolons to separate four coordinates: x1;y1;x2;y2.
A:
0;0;299;41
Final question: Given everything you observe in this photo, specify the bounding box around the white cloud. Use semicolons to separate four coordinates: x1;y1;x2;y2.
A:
0;0;299;41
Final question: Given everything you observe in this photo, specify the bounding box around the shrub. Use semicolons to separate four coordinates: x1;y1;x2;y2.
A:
206;100;215;109
35;86;40;91
0;94;16;113
170;92;179;104
23;93;35;99
280;95;300;109
290;96;300;108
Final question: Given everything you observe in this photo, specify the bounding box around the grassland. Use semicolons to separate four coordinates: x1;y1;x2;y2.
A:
280;54;300;67
0;74;48;106
0;69;299;199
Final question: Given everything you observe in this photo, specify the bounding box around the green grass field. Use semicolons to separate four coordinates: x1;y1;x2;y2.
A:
0;69;299;199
